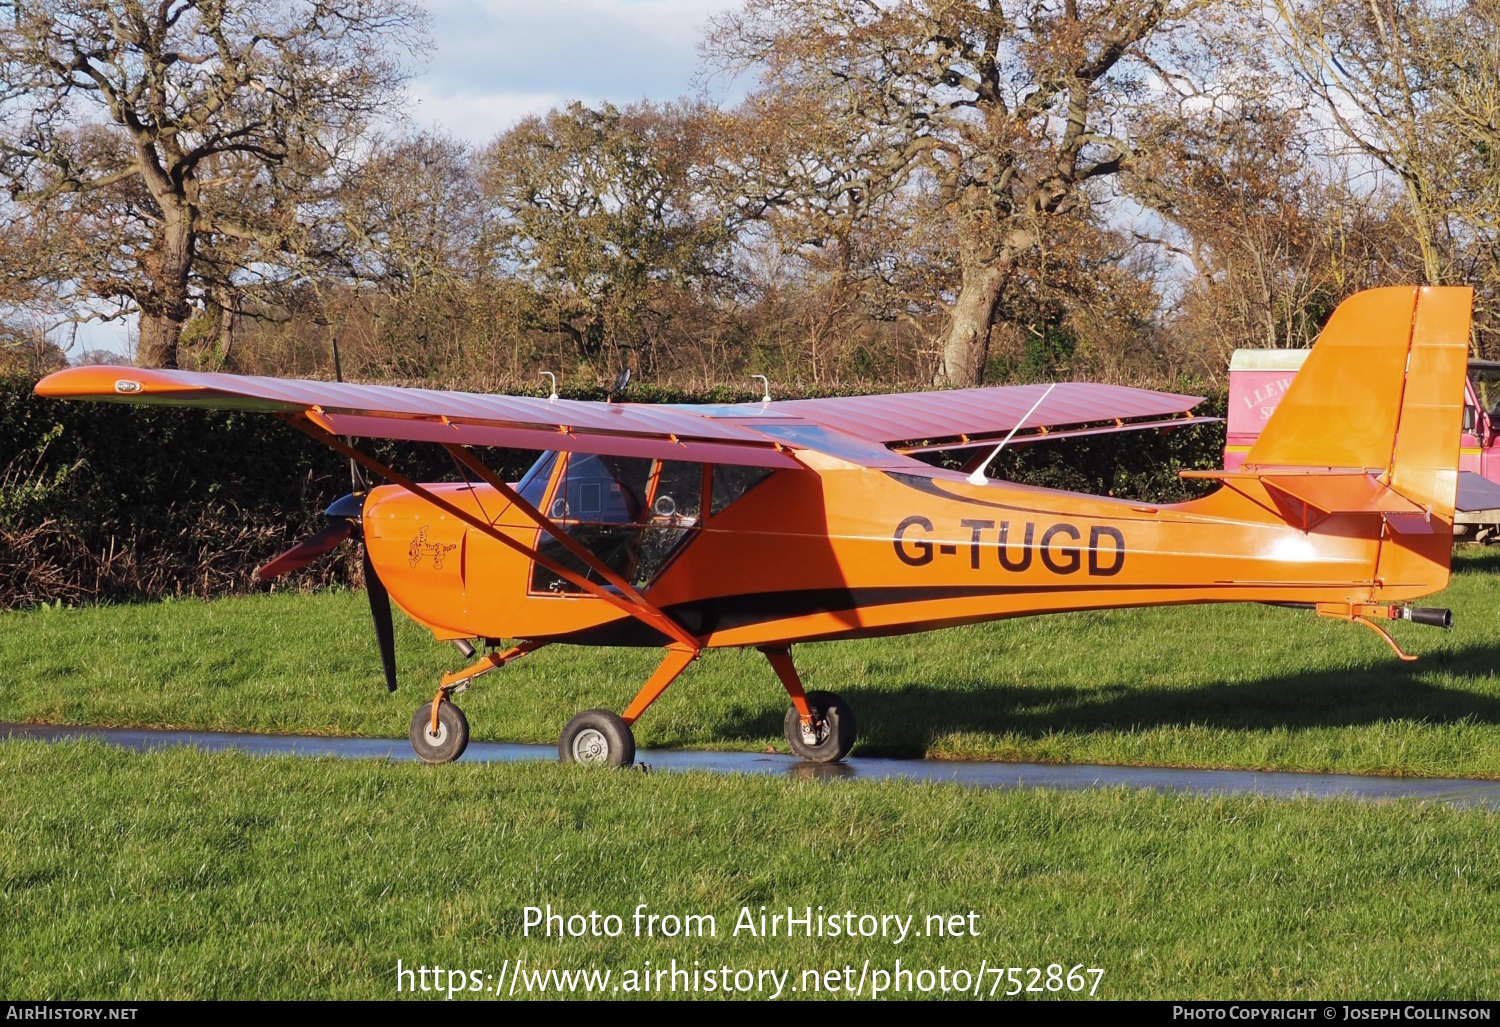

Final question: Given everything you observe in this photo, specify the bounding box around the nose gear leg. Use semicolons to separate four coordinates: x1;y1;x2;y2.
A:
420;640;547;751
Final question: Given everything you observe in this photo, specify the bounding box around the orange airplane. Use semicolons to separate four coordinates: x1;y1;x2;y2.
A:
34;286;1470;767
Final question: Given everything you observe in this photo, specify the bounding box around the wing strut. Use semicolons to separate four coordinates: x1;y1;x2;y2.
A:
290;415;701;651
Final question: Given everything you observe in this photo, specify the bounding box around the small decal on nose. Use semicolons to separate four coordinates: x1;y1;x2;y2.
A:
408;526;458;569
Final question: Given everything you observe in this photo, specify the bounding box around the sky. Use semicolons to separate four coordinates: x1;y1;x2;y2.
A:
409;0;745;143
69;0;744;358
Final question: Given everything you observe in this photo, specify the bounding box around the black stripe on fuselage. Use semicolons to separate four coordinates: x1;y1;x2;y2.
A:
541;581;1247;647
885;471;1121;516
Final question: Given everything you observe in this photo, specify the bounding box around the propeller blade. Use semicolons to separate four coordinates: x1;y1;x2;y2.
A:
363;546;398;693
254;519;356;581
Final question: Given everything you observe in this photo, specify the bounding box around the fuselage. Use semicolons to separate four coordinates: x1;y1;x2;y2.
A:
362;449;1451;649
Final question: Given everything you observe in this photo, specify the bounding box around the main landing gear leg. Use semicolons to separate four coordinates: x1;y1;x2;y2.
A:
560;644;699;768
759;646;856;764
410;641;544;764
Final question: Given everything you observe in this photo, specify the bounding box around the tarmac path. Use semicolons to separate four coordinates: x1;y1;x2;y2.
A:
5;721;1499;808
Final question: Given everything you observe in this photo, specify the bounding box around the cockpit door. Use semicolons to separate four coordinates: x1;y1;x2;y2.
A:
529;454;705;596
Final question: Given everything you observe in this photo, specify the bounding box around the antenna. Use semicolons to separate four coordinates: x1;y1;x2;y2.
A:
751;375;771;403
966;382;1057;486
540;371;558;401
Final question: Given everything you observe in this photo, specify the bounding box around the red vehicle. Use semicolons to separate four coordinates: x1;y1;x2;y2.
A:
1227;349;1500;539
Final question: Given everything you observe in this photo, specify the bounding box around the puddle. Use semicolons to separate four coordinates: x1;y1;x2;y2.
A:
5;722;1498;808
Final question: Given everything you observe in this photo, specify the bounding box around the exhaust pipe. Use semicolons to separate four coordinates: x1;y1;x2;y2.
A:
1392;606;1453;630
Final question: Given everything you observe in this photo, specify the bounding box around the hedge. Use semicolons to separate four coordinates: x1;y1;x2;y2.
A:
0;374;1227;609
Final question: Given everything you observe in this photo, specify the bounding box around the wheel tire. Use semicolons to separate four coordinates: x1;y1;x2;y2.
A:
783;690;856;764
559;709;636;768
409;701;470;764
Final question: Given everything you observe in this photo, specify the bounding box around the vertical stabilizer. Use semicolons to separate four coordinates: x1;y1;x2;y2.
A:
1240;285;1471;600
1245;286;1472;522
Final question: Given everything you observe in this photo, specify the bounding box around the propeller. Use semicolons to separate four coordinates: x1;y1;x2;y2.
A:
254;492;399;692
252;340;399;691
362;543;399;693
253;519;355;579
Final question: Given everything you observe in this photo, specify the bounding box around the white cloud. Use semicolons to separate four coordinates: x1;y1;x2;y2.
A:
406;85;569;143
407;0;745;142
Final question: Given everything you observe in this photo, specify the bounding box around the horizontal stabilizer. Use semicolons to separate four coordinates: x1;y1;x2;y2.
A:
1258;473;1424;517
1182;467;1432;532
1382;512;1438;535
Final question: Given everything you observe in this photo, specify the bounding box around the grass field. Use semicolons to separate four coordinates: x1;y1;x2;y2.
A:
3;550;1500;777
1;740;1497;1000
5;557;1500;1000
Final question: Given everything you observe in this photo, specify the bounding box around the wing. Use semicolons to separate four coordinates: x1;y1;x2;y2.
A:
34;365;802;469
36;367;1209;473
692;382;1210;455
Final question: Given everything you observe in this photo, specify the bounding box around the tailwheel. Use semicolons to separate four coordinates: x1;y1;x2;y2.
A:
560;709;636;768
409;700;470;764
783;690;856;764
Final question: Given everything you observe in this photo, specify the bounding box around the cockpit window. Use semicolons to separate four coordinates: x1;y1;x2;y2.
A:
652;460;703;524
1472;367;1500;419
530;455;704;595
710;464;772;516
550;454;652;524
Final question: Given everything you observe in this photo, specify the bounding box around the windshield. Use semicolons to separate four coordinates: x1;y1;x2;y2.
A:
515;451;557;508
1472;365;1500;418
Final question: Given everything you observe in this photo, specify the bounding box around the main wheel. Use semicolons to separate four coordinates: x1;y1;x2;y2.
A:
559;709;636;768
409;700;470;764
783;690;856;764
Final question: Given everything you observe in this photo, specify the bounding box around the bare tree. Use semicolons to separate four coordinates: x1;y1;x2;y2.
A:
1130;73;1401;370
0;0;428;368
708;0;1215;387
1419;0;1500;348
1272;0;1500;350
1273;0;1470;285
337;133;487;295
318;132;505;377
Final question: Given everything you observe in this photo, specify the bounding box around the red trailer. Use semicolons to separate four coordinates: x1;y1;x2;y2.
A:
1227;349;1500;540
